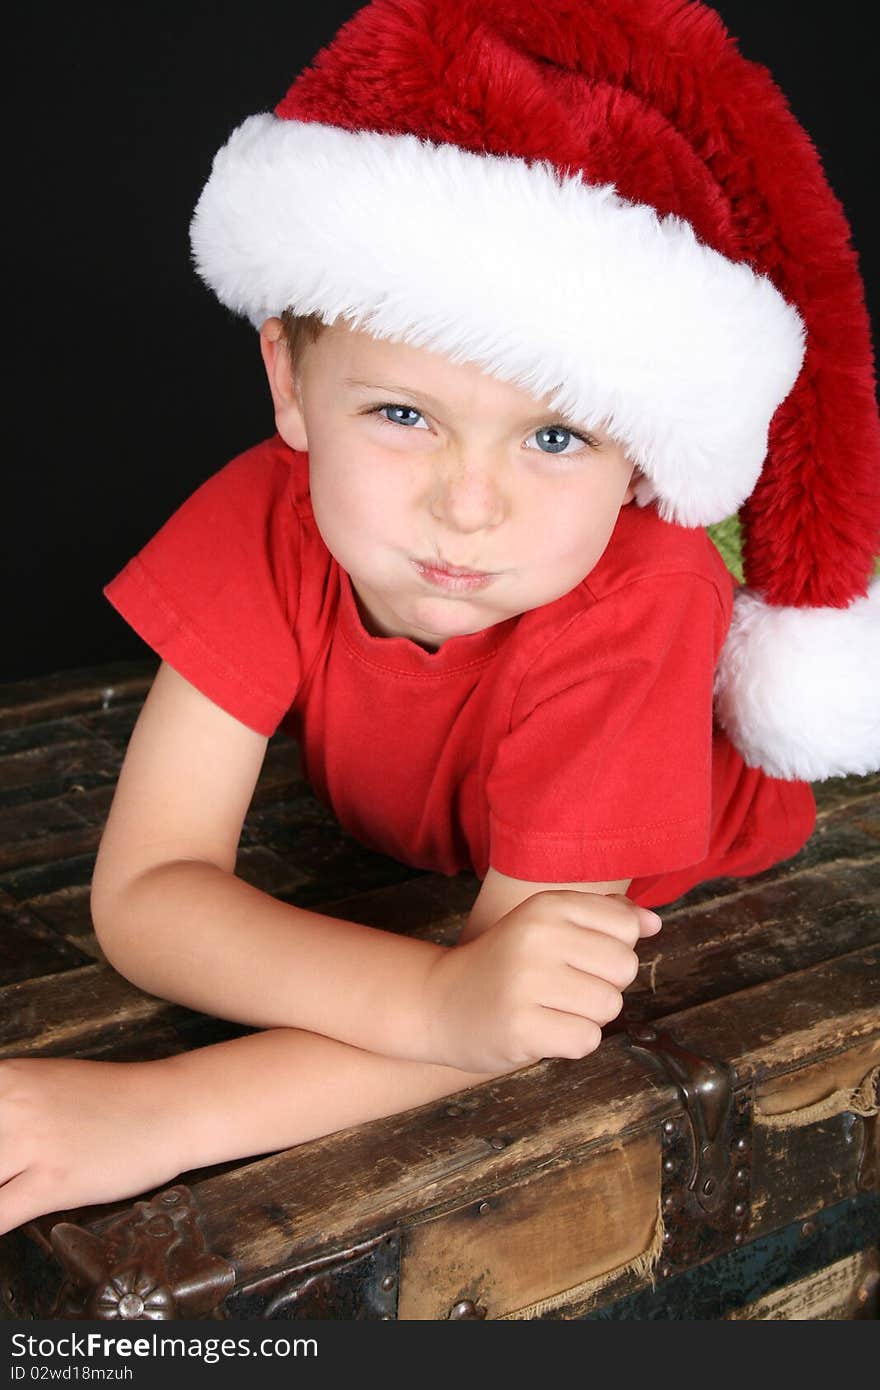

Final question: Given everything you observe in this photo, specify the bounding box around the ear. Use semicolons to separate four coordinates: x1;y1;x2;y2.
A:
259;317;309;452
622;463;641;506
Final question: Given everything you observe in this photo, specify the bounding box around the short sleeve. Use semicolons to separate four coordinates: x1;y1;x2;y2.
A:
102;440;302;736
486;572;729;881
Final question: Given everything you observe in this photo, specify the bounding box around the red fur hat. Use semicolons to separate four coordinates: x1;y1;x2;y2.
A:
191;0;880;781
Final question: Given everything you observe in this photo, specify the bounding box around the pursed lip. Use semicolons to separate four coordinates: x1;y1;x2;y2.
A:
412;557;495;578
410;557;498;593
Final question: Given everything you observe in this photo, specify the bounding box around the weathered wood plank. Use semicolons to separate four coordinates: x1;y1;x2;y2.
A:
0;728;304;870
0;900;91;986
0;717;106;758
726;1247;879;1319
648;944;880;1082
21;885;105;963
0;852;99;902
0;663;154;731
632;855;880;1019
0;737;123;807
0;962;249;1066
0;963;215;1054
0;799;96;874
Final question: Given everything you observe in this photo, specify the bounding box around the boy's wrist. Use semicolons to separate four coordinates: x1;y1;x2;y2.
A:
156;1049;253;1173
360;939;453;1065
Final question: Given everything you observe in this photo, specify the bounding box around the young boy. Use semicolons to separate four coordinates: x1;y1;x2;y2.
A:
1;0;877;1238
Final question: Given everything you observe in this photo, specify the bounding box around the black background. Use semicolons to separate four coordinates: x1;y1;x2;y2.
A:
5;3;878;685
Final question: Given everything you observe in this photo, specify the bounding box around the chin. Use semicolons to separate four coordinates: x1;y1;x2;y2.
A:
410;595;496;632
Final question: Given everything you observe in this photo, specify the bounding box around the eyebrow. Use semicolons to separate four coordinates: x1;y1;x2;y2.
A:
342;377;593;432
343;377;447;409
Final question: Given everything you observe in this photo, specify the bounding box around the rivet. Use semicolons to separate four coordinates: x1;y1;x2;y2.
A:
662;1120;675;1135
734;1203;747;1219
161;1191;181;1205
801;1220;816;1239
660;1263;672;1279
478;1202;491;1215
702;1177;716;1196
663;1195;676;1212
381;1275;395;1291
663;1158;675;1173
662;1230;674;1245
449;1299;484;1319
735;1167;749;1184
734;1233;745;1245
733;1137;749;1153
446;1105;464;1117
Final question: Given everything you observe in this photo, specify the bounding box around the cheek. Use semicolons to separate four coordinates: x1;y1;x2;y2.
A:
529;489;618;565
309;449;409;549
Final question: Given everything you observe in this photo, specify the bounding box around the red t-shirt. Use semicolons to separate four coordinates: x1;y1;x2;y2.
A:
103;434;815;907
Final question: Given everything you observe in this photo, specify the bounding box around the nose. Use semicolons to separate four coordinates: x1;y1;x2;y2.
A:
427;449;507;533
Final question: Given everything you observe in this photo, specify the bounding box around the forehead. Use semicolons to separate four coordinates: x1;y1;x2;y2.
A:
310;319;567;421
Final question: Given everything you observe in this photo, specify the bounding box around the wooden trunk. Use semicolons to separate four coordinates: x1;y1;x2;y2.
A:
1;660;878;1321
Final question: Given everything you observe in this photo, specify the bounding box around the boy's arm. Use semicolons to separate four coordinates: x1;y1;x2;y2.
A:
0;1025;507;1236
91;661;444;1063
91;663;650;1074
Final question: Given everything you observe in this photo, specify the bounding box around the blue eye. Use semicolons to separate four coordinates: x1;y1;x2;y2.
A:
376;404;428;428
527;425;591;455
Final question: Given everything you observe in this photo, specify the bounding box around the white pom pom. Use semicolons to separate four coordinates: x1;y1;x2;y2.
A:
714;580;880;781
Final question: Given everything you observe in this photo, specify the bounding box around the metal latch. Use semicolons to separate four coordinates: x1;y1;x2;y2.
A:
629;1024;752;1273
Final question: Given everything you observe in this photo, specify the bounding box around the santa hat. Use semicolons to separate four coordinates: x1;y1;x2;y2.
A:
190;0;880;782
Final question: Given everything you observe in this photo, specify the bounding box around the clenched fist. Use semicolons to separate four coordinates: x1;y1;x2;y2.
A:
422;890;660;1074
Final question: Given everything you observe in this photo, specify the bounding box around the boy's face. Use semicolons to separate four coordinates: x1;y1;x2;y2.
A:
263;318;639;651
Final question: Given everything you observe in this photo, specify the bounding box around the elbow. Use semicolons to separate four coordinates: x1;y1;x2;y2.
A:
89;890;125;976
89;877;145;983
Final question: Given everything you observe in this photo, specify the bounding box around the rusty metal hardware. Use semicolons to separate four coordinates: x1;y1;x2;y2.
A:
629;1025;753;1270
226;1232;400;1320
449;1298;487;1318
49;1185;236;1320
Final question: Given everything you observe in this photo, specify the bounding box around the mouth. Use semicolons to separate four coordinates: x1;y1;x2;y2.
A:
412;557;497;592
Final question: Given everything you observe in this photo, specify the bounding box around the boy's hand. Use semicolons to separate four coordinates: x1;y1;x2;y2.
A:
422;890;660;1074
0;1056;191;1236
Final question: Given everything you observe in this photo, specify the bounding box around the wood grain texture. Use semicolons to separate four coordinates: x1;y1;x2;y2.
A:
726;1247;880;1319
